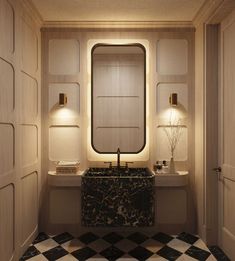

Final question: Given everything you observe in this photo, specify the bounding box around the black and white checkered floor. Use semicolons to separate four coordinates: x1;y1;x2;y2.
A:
20;231;230;261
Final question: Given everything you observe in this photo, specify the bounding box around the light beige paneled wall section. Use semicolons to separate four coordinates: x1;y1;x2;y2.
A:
0;0;41;260
41;28;195;234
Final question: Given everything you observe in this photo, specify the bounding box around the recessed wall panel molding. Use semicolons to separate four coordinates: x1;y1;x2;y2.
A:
21;172;38;245
0;124;14;176
0;58;14;119
49;189;80;224
157;39;188;75
49;126;80;161
22;18;38;74
0;0;14;55
21;72;38;121
21;125;38;167
0;184;14;260
156;127;188;161
156;189;187;224
49;83;80;115
49;39;79;75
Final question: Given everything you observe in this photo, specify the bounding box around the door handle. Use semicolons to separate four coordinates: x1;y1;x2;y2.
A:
213;167;223;181
213;167;222;173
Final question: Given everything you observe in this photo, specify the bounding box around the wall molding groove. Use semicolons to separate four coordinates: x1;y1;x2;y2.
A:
41;20;195;30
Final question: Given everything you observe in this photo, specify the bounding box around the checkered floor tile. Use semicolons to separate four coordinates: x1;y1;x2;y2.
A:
20;231;229;261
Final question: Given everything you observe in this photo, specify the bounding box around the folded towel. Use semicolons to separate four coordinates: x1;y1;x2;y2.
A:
57;161;80;167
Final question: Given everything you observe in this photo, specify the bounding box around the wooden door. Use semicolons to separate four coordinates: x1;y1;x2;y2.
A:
219;10;235;259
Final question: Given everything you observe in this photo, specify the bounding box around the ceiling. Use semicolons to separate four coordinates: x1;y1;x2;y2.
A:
31;0;205;22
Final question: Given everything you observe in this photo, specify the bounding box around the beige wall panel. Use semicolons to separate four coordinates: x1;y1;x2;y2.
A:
22;18;38;74
0;0;14;54
21;172;38;245
156;83;188;161
156;189;187;224
223;180;235;235
157;39;188;75
49;126;80;161
94;127;143;152
22;125;38;167
49;39;79;75
156;127;187;161
94;97;143;127
49;83;80;116
21;72;38;121
0;58;14;119
49;189;80;224
0;124;14;176
0;184;14;260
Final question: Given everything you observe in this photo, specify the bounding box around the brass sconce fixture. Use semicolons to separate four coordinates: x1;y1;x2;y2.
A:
59;93;67;107
169;93;178;106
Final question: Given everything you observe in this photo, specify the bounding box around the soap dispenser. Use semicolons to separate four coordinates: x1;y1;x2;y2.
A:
162;160;169;173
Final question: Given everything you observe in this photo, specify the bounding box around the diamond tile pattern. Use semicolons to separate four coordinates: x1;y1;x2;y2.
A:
103;232;124;244
53;232;74;244
71;246;96;260
157;245;182;260
43;246;68;261
20;231;227;261
100;245;125;260
79;232;99;244
127;232;149;244
152;232;174;244
176;232;199;245
128;246;153;260
185;245;211;261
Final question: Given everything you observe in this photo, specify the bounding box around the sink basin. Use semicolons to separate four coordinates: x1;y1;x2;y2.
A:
81;167;155;227
83;167;154;177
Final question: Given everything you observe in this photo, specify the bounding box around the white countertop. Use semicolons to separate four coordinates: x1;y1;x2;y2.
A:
48;170;189;187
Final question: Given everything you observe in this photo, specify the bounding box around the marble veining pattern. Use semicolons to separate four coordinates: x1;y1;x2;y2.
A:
81;168;155;227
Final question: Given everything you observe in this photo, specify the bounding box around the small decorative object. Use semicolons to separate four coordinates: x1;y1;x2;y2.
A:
56;161;80;174
162;110;184;174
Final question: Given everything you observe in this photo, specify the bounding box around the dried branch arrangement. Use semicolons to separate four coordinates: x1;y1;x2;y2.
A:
163;110;184;158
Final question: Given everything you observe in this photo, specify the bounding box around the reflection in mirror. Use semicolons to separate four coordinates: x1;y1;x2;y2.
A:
92;44;146;153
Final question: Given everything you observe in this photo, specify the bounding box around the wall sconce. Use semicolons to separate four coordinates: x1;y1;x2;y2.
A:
59;93;67;107
169;93;178;106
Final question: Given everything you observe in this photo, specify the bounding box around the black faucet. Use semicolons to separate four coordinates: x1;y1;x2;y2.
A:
117;148;121;169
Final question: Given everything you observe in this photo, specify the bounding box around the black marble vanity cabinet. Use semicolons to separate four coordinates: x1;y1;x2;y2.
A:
81;168;155;227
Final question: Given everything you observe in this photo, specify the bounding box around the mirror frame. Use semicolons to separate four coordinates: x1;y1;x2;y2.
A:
91;43;146;154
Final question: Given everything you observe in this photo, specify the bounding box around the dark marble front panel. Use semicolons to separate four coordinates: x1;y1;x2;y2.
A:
81;168;155;227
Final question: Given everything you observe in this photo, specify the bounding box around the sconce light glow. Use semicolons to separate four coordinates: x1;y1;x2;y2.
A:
169;93;178;107
59;93;67;107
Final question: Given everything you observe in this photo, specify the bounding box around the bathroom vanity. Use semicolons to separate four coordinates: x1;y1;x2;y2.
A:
81;168;155;227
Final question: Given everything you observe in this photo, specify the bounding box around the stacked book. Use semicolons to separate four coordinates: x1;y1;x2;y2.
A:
56;161;80;174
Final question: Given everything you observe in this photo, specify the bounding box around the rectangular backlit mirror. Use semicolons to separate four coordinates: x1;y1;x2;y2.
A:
91;44;146;153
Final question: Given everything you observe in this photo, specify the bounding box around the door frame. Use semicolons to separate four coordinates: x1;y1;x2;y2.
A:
203;5;235;251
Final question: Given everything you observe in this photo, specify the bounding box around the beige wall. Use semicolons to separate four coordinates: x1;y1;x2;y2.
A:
0;0;41;259
41;28;196;234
